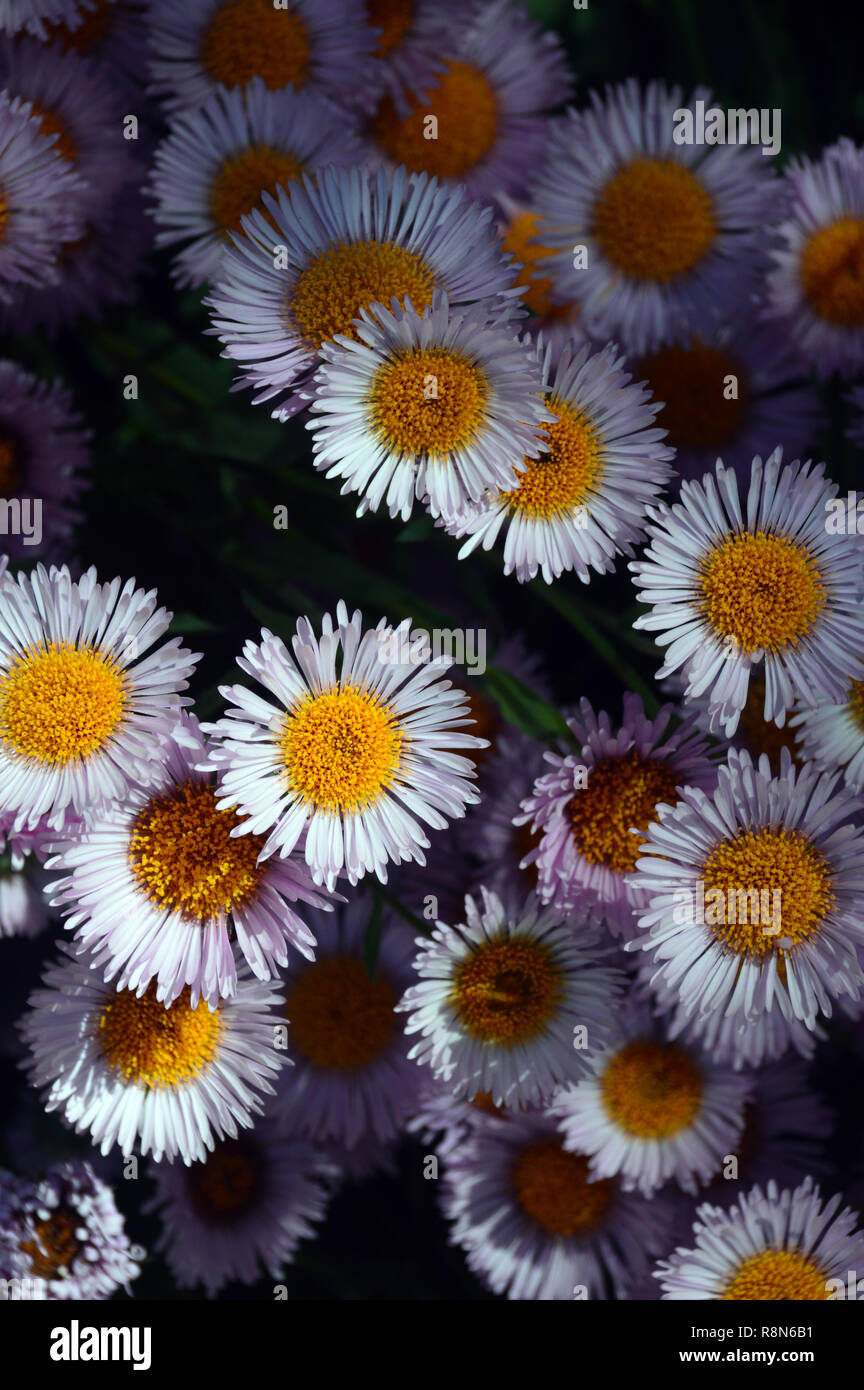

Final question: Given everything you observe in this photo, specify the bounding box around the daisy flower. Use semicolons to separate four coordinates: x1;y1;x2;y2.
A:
364;0;465;98
146;1118;335;1295
0;564;199;832
272;896;420;1147
791;680;864;793
42;2;149;94
664;671;803;776
406;1074;514;1162
631;450;864;737
448;337;675;584
0;819;49;938
656;1177;864;1300
147;0;376;114
628;747;864;1033
306;291;549;522
530;80;779;355
206;600;485;890
206;163;519;420
365;0;573;202
467;729;548;909
149;79;362;289
388;820;475;929
19;944;286;1164
0;0;87;38
763;139;864;379
47;714;337;1009
442;1108;676;1299
516;693;721;936
0;1160;141;1299
0;90;84;299
398;887;625;1108
550;1002;753;1197
0;360;89;561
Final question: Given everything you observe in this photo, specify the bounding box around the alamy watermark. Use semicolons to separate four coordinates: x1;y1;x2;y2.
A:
672;99;781;157
375;626;487;676
0;497;42;547
672;880;783;936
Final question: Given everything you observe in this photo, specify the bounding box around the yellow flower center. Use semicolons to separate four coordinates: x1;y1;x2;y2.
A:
31;107;77;165
128;780;266;922
20;1209;81;1280
210;145;306;237
280;684;403;813
600;1040;703;1138
848;679;864;732
594;158;717;282
371;61;498;179
291;239;436;351
286;955;397;1069
98;983;222;1089
700;532;827;655
500;210;573;319
44;0;113;52
723;1249;830;1301
701;827;834;958
201;0;310;90
367;0;413;56
569;751;681;874
0;430;21;495
0;642;126;765
369;346;489;456
511;1140;614;1236
639;340;748;450
500;397;601;518
451;936;563;1046
186;1137;261;1223
800;217;864;325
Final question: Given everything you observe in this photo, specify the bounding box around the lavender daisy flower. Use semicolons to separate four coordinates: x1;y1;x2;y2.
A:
0;0;86;39
516;693;721;937
206;600;486;890
48;713;338;1009
20;943;286;1164
631;450;864;737
149;79;362;289
405;1074;514;1162
663;670;803;776
496;199;585;330
0;360;89;562
0;91;84;299
447;337;674;584
306;292;549;522
467;729;548;909
0;563;200;832
530;80;779;355
791;680;864;793
656;1177;864;1300
364;0;465;100
206;163;519;421
42;2;150;94
0;1161;141;1299
146;1119;335;1295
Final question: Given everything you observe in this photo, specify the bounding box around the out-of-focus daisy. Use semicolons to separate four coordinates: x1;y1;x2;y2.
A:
364;0;464;98
273;896;419;1146
48;714;337;1008
43;2;149;93
150;80;361;289
406;1073;514;1161
0;1160;141;1299
146;1119;335;1295
792;680;864;793
664;671;802;776
634;318;821;484
207;600;485;890
631;451;864;737
0;819;49;938
0;91;84;299
388;820;475;928
551;1003;752;1197
763;139;864;379
0;564;199;832
366;0;572;202
206;164;519;420
0;0;86;38
530;80;778;355
442;1108;676;1299
148;0;376;114
20;944;285;1164
306;292;548;522
516;694;720;936
656;1177;864;1300
398;887;624;1107
468;729;547;909
628;747;864;1033
448;338;674;584
0;360;89;561
496;199;581;327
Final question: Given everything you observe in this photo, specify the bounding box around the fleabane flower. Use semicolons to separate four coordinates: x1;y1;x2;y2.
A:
207;600;485;890
631;450;864;737
791;680;864;793
0;564;199;832
0;0;91;39
305;291;548;522
398;887;625;1108
0;90;85;299
47;713;338;1008
447;337;674;584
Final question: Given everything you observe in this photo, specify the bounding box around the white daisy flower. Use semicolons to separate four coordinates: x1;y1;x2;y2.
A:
791;680;864;793
631;450;864;737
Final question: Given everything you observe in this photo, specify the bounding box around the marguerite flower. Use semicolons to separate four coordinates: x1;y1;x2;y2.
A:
0;0;87;39
631;451;864;737
398;887;624;1107
306;291;548;521
19;944;285;1164
448;337;674;584
791;680;864;793
207;601;485;890
0;90;84;299
0;564;199;832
